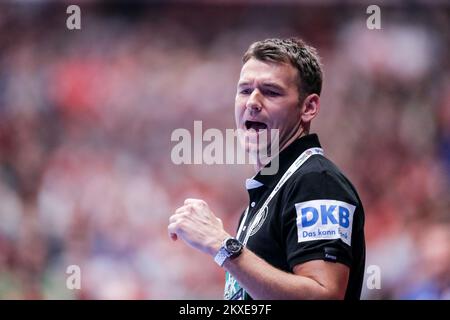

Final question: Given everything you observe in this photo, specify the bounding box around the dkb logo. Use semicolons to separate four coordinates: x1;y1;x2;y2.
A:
295;200;356;246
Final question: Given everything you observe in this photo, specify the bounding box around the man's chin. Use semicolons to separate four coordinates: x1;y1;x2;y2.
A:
242;129;265;144
243;140;272;159
237;128;279;162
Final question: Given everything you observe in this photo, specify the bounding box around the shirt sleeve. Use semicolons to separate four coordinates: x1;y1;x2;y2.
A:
281;169;360;271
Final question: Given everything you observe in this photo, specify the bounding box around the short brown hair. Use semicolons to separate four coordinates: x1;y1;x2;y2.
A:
243;38;323;97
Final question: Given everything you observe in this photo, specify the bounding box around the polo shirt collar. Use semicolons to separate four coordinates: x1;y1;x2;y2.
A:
252;133;322;189
245;178;265;190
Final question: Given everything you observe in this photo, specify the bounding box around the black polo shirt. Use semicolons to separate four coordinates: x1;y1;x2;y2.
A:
225;133;366;300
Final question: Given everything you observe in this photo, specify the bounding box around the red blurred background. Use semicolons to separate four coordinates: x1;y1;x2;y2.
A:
0;1;449;299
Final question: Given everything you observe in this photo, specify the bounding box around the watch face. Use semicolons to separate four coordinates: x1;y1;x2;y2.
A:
226;238;242;254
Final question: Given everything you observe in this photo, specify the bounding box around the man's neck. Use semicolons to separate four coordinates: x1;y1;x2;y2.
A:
253;130;308;173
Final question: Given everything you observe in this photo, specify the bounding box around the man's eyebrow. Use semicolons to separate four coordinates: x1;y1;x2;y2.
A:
237;81;285;90
260;82;285;90
237;81;251;87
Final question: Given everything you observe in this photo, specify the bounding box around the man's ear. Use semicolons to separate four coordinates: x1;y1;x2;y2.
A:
300;94;320;123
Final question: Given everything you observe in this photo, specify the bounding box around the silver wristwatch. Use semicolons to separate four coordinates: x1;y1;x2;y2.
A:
214;237;244;267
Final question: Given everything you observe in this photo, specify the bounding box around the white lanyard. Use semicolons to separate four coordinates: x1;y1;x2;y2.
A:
237;147;324;245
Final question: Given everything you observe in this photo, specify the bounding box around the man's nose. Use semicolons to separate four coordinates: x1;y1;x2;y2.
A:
246;89;262;113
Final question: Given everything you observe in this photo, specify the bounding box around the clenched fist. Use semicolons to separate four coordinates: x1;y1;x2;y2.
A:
168;199;230;256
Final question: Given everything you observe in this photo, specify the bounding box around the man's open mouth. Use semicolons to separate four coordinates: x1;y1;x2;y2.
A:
245;120;267;131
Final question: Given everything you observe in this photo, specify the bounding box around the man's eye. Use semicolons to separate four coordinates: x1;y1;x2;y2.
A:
265;90;280;96
239;88;252;95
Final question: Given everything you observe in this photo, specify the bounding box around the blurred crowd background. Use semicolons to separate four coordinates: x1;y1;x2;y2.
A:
0;1;449;299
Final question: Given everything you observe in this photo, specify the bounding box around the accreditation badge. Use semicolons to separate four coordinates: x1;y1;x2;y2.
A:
224;271;249;300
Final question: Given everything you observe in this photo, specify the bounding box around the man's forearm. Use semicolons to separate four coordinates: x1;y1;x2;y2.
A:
223;248;336;300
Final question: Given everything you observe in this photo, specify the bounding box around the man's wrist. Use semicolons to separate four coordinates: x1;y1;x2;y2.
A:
214;237;244;267
208;234;230;257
